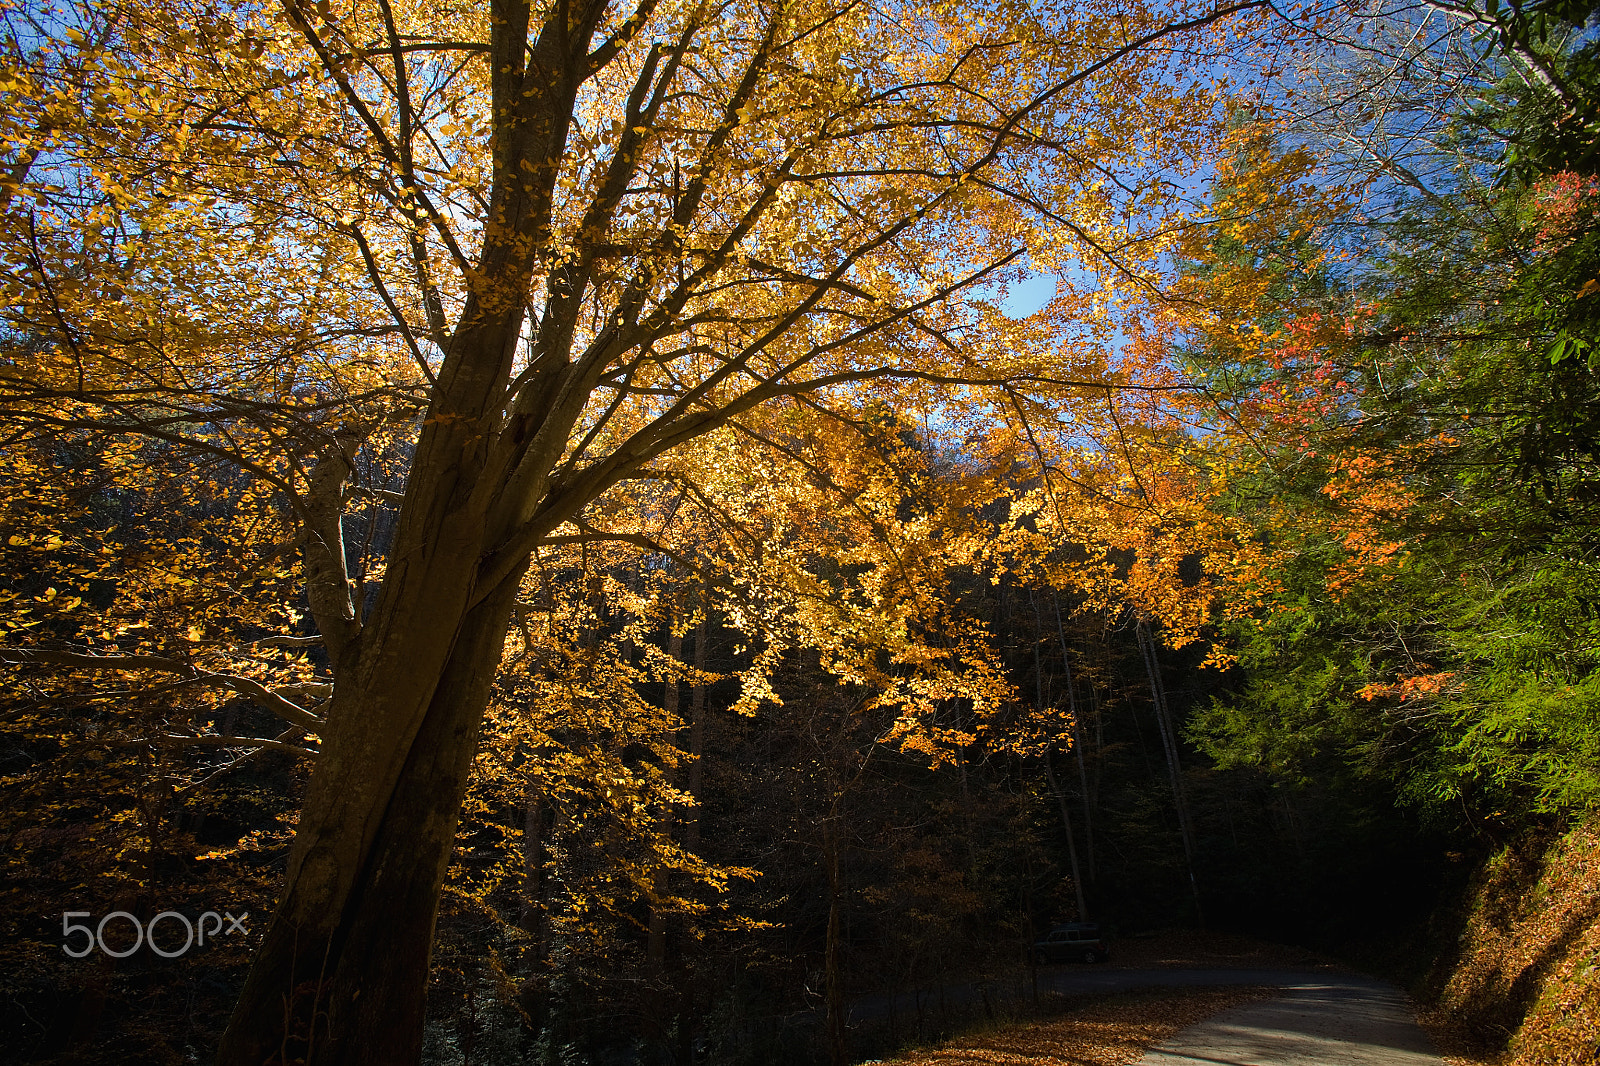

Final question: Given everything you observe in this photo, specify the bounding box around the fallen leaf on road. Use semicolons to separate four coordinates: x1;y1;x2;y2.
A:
886;985;1278;1066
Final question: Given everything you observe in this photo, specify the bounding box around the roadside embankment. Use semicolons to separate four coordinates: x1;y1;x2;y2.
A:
1420;818;1600;1065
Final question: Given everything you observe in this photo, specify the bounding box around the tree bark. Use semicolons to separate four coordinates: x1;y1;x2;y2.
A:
685;611;707;855
519;787;548;1022
218;562;528;1065
215;8;662;1052
1042;752;1088;921
217;11;575;1042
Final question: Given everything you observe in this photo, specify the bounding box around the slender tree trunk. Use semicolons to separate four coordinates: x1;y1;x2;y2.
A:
1042;753;1088;921
955;745;978;875
685;611;707;855
647;627;684;975
519;790;548;1020
1135;619;1204;927
1023;848;1037;1003
670;612;708;1065
1033;594;1087;920
1089;672;1105;883
824;818;846;1066
520;797;546;934
1052;593;1096;880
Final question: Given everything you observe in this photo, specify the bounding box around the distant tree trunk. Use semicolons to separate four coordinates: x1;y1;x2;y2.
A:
1135;618;1204;927
1035;594;1087;920
647;625;684;976
460;972;477;1066
685;612;707;855
1042;753;1088;920
519;789;548;1019
675;614;706;1066
520;795;547;934
1088;666;1106;885
1023;849;1038;1002
1052;593;1096;881
824;818;847;1066
956;745;979;875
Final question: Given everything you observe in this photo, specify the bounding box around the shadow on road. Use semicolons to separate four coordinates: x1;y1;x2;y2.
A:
1134;981;1444;1066
835;933;1437;1066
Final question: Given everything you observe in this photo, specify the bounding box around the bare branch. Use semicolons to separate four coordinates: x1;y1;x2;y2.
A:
0;648;327;731
253;635;326;648
133;733;321;759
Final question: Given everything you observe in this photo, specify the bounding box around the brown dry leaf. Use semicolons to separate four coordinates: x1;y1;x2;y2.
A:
1423;819;1600;1066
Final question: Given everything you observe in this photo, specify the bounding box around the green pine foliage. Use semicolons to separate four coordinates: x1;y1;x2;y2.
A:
1185;13;1600;834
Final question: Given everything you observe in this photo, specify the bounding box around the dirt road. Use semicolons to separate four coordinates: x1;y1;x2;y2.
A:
840;934;1449;1064
1134;978;1445;1066
1031;964;1331;999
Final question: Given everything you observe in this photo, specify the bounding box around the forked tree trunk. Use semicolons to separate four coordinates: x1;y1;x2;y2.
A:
217;317;542;1058
218;567;527;1065
215;40;571;1037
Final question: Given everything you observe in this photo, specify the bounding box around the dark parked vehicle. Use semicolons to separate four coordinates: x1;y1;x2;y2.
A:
1032;922;1108;964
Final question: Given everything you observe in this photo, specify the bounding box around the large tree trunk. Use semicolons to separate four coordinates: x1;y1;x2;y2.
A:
215;67;588;1043
215;60;564;1039
218;323;538;1057
218;566;526;1065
